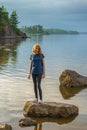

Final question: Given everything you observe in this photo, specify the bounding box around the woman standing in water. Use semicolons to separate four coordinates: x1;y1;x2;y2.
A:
28;43;45;103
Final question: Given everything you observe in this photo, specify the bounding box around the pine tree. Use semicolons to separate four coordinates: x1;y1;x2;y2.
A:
10;11;19;29
0;5;9;27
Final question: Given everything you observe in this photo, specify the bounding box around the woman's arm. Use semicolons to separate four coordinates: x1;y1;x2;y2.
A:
28;60;32;79
42;58;46;78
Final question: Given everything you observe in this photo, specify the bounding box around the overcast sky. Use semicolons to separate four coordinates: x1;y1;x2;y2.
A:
1;0;87;31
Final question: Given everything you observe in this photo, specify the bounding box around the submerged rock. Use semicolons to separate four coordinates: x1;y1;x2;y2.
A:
59;69;87;87
19;117;37;127
0;124;12;130
23;101;78;118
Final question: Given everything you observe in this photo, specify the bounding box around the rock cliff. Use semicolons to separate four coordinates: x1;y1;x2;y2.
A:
0;24;27;39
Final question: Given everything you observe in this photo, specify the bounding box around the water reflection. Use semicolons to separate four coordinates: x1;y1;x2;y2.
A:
31;35;43;44
30;115;77;125
0;38;25;46
59;85;86;99
0;38;26;67
0;48;10;65
20;115;78;129
34;124;42;130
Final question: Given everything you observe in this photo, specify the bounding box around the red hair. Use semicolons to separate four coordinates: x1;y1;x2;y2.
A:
32;43;42;54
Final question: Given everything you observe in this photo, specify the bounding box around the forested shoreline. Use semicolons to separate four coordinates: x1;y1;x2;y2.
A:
0;5;79;38
21;25;79;36
0;5;27;38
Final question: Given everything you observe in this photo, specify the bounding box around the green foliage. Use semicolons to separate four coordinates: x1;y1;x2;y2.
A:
10;11;19;29
21;25;45;35
0;5;9;26
0;5;20;36
21;25;79;35
44;28;79;34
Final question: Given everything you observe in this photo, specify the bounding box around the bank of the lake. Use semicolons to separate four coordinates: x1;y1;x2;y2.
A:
0;6;27;39
20;25;79;36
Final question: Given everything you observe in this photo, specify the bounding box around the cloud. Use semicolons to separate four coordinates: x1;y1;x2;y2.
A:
1;0;87;31
1;0;87;14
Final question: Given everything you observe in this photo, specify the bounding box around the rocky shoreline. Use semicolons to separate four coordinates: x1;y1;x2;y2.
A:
0;23;28;40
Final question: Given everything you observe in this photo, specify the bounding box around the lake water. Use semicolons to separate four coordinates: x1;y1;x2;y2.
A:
0;34;87;130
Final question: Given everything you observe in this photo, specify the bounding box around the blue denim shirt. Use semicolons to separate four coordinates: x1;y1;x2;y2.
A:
30;54;44;74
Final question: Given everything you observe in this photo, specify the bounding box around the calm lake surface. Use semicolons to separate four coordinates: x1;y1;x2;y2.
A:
0;34;87;130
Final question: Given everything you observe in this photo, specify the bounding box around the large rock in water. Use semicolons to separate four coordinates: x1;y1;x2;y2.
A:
0;124;12;130
23;101;78;118
59;70;87;87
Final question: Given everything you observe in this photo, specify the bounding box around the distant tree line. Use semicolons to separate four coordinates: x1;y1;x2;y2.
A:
21;25;79;35
21;25;48;35
44;28;79;34
0;5;19;33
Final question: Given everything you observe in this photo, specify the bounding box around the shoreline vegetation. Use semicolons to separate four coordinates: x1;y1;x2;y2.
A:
1;5;87;39
0;5;27;39
20;25;79;36
0;5;83;40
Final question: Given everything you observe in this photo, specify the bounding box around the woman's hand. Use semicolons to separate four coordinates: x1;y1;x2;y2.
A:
42;74;45;78
28;74;31;79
